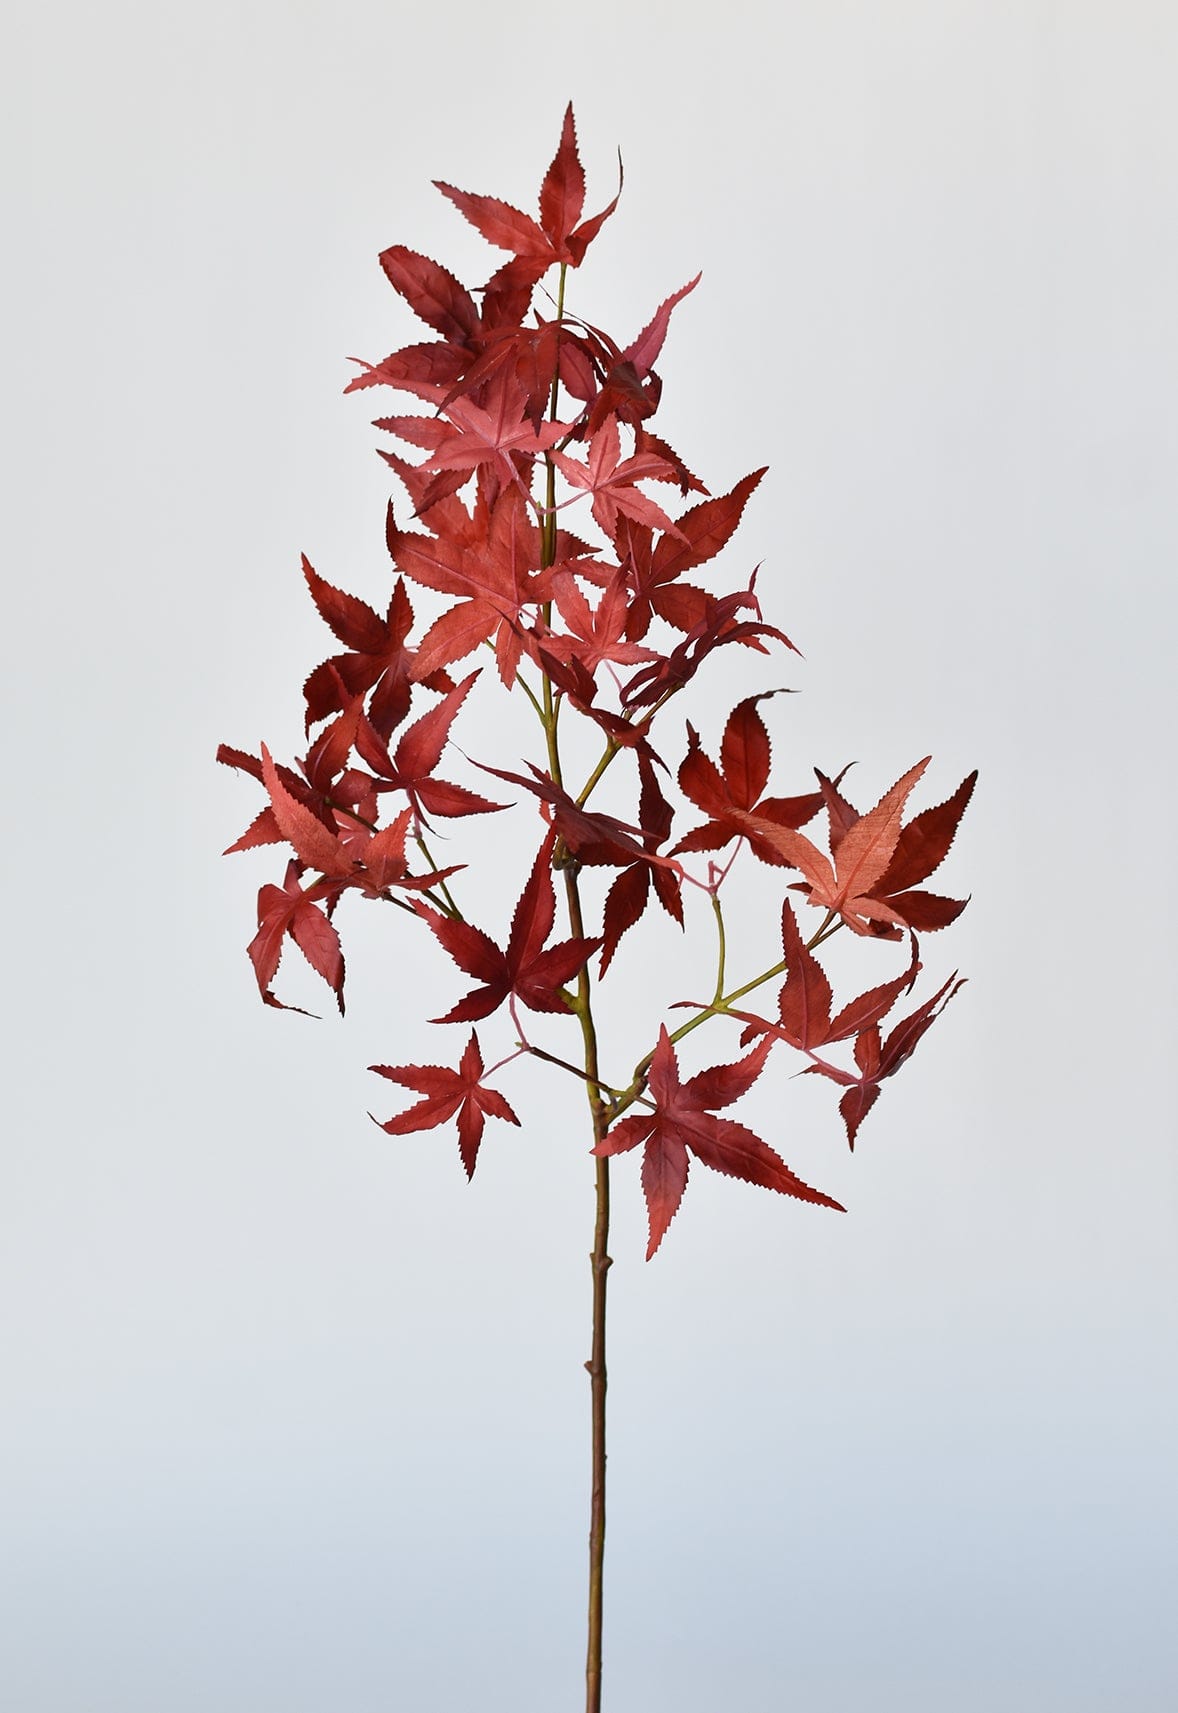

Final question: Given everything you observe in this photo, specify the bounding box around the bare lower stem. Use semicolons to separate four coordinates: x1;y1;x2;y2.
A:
553;866;611;1713
585;1151;611;1713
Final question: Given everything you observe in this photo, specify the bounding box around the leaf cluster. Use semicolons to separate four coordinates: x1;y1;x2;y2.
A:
219;107;974;1257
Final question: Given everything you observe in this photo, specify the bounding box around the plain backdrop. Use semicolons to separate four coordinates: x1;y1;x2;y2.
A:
3;3;1176;1709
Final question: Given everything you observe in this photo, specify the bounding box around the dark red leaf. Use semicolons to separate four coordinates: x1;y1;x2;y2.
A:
673;698;824;865
371;1030;520;1178
595;1028;842;1258
415;838;599;1022
805;975;965;1146
378;246;481;344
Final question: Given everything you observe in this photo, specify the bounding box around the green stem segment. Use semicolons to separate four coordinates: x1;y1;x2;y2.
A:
610;911;841;1119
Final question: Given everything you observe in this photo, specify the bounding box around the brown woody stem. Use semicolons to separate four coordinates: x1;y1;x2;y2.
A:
558;862;612;1713
522;1041;626;1101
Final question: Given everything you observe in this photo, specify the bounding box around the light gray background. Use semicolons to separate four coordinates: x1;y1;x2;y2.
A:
4;3;1175;1709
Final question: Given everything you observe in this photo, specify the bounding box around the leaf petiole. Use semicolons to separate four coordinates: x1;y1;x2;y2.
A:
413;827;464;919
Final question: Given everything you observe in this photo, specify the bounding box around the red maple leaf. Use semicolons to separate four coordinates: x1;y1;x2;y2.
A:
812;767;977;932
347;805;464;898
349;246;603;431
414;838;600;1023
804;975;966;1146
247;859;347;1014
350;240;534;405
671;695;828;866
751;759;936;935
409;370;570;486
550;416;682;543
598;755;683;975
477;749;683;979
218;699;379;860
355;670;505;822
578;277;702;434
217;741;318;856
258;742;356;879
443;315;602;430
729;901;920;1052
473;760;682;892
376;245;481;346
619;468;767;638
434;103;620;281
538;568;660;675
300;556;453;738
594;1027;843;1258
620;586;794;711
370;1030;521;1178
391;484;551;683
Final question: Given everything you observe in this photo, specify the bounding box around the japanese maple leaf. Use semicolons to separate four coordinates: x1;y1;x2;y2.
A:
751;759;934;935
346;338;469;407
217;742;322;856
619;468;767;639
258;742;357;879
355;671;505;822
376;245;481;347
632;426;707;498
300;556;452;738
247;859;346;1014
538;569;660;674
510;320;601;426
342;245;484;409
814;767;977;932
594;1028;843;1259
550;416;682;542
805;975;966;1146
438;315;603;431
473;760;681;885
221;731;461;897
620;586;793;711
671;696;828;865
414;371;570;486
361;240;534;377
348;248;601;429
347;805;465;897
581;277;702;435
434;103;620;283
370;1031;520;1178
730;901;920;1052
599;756;683;975
218;693;378;858
477;751;683;975
391;484;551;683
414;838;600;1023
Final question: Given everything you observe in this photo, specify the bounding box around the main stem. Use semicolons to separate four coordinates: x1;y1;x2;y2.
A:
551;737;612;1713
585;1149;610;1713
538;265;612;1713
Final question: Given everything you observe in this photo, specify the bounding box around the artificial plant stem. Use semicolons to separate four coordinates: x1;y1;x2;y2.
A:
711;893;728;1002
575;736;620;807
536;261;610;1711
560;856;611;1713
522;1042;626;1101
585;1151;610;1713
661;910;838;1055
413;828;462;918
612;912;842;1116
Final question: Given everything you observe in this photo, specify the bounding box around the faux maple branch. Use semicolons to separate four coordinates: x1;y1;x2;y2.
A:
218;104;974;1713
